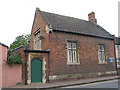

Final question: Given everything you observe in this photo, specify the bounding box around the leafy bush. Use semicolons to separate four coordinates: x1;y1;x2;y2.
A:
9;34;30;50
6;50;23;64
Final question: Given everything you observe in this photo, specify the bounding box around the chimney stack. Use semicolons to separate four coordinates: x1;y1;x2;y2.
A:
88;12;97;24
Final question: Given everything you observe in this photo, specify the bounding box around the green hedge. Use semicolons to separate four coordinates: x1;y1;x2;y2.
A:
6;50;23;64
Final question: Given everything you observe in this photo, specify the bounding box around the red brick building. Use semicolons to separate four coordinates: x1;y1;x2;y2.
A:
12;8;117;85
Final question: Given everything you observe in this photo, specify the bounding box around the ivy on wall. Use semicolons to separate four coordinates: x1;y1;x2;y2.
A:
6;50;23;64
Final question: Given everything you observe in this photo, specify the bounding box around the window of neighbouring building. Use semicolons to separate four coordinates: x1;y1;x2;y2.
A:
34;29;41;50
115;45;120;68
67;41;78;63
115;45;119;52
98;44;106;63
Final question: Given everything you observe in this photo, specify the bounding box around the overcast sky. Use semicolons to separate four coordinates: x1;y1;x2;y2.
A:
0;0;119;46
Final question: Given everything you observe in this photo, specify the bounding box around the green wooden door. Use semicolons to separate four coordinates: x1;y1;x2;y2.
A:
31;58;42;83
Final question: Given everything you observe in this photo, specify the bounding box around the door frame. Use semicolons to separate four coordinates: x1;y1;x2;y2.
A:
27;53;46;84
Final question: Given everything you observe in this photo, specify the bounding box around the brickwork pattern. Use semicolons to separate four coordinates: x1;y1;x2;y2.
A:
48;31;116;77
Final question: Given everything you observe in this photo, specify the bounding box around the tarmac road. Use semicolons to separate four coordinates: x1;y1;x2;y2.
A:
61;79;119;88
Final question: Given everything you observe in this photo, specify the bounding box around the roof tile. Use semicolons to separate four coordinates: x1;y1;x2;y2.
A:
39;10;113;39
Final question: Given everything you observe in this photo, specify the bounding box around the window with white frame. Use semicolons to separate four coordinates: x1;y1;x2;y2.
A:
115;45;120;68
98;45;106;63
34;30;41;50
67;41;78;63
115;45;119;52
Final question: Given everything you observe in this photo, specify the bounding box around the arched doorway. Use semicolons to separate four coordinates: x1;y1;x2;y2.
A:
31;58;42;83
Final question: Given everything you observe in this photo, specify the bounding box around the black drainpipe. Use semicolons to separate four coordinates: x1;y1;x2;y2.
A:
48;52;50;83
25;50;28;85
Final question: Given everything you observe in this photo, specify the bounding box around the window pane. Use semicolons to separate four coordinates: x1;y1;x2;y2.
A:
34;42;36;49
68;50;70;62
34;31;41;50
75;51;77;62
35;35;37;41
73;50;77;62
67;42;71;49
70;50;72;62
117;46;119;51
118;60;120;65
118;46;120;51
102;52;105;62
99;52;102;62
72;43;76;49
34;35;36;40
39;40;41;49
98;45;104;51
72;50;75;62
38;40;41;50
101;45;104;51
68;50;72;62
115;45;119;52
37;34;39;41
98;45;101;51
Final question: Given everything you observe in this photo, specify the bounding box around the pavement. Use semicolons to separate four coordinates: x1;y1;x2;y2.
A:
9;75;119;89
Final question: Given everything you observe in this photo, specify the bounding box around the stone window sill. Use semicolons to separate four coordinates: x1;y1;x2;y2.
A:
98;62;107;64
67;62;80;65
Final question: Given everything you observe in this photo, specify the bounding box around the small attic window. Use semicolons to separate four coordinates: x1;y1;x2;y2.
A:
34;29;41;50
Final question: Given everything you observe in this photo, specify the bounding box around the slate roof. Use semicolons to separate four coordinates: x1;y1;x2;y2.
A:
11;45;25;52
11;44;31;52
114;37;120;44
38;9;113;39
